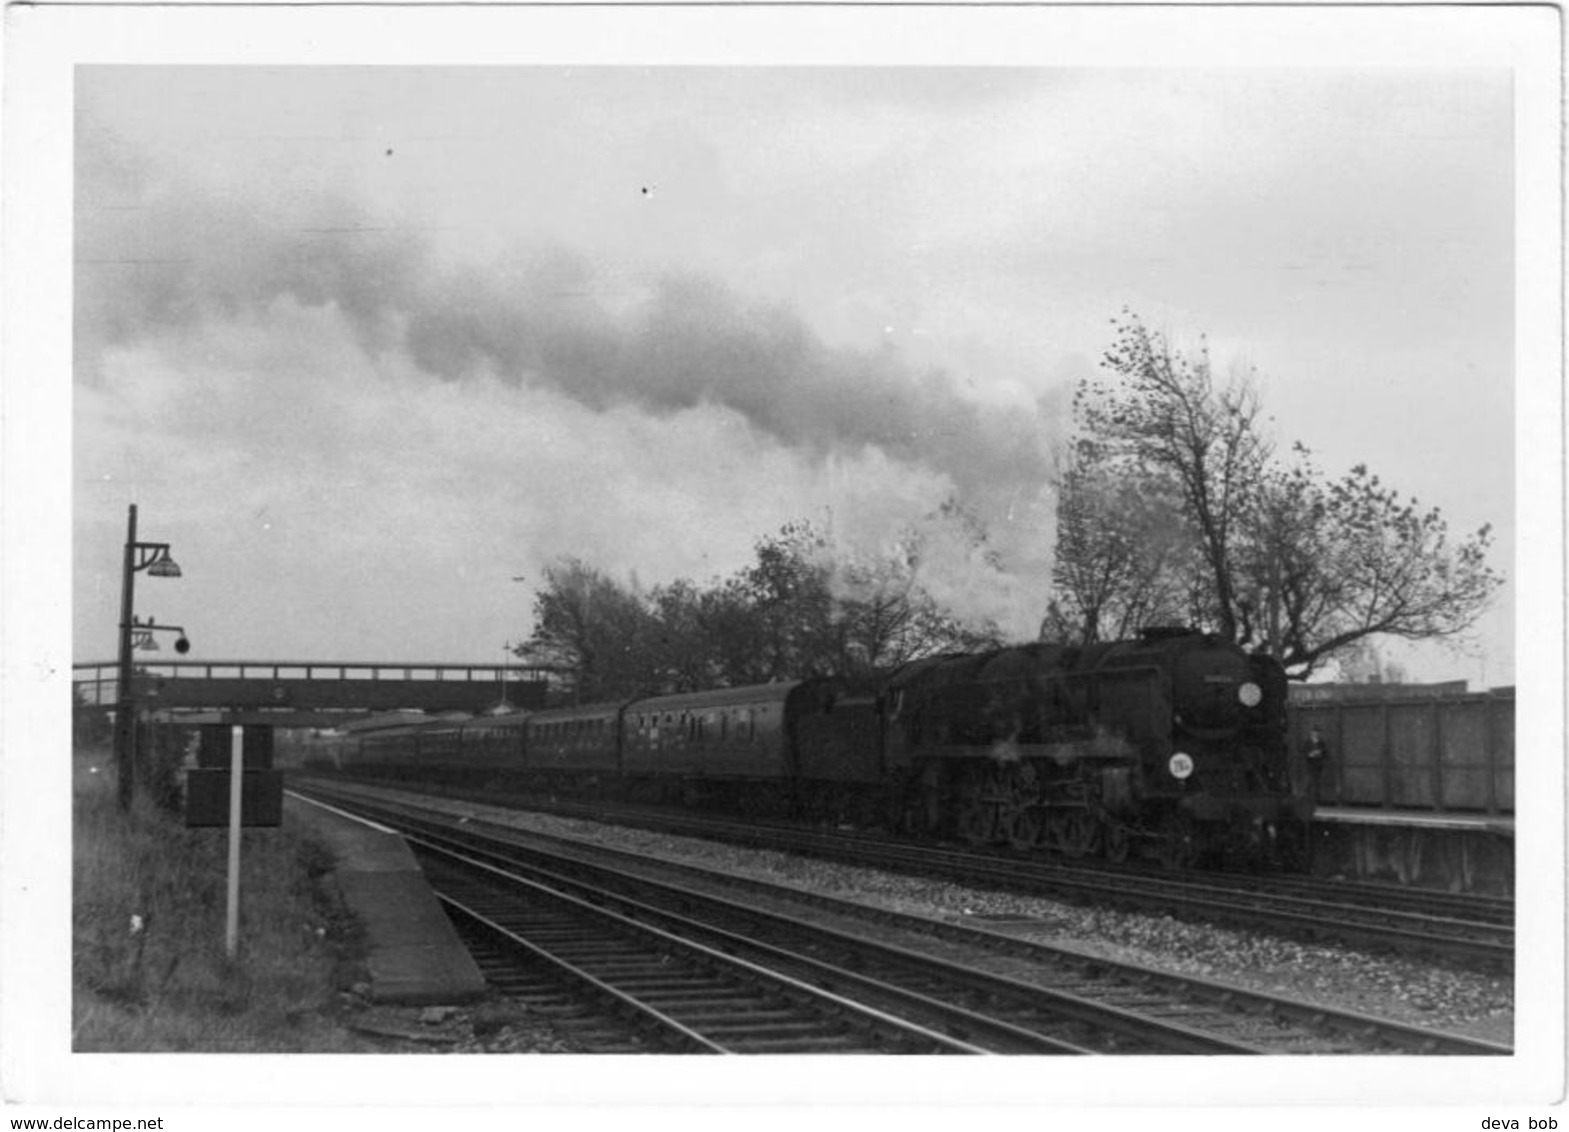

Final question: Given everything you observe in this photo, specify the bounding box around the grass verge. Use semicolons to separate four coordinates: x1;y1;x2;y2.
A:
72;745;382;1051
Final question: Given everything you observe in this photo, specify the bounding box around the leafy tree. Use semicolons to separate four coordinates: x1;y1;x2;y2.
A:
1052;311;1503;678
645;579;718;692
738;521;838;680
824;527;1003;675
1252;459;1501;676
1084;311;1270;641
518;558;656;702
1044;406;1194;643
521;516;1005;699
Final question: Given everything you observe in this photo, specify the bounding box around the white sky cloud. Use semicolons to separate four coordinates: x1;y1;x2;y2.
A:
68;53;1523;681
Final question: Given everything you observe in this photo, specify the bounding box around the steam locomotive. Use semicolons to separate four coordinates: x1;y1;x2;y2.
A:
332;628;1313;868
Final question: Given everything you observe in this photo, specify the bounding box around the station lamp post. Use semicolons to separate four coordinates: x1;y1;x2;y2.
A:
114;504;185;811
130;615;191;655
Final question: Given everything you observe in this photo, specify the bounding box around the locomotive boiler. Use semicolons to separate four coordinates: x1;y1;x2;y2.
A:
864;628;1310;866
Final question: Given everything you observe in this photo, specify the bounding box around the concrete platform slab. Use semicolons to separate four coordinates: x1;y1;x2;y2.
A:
1313;805;1514;836
1307;811;1514;895
287;796;488;1005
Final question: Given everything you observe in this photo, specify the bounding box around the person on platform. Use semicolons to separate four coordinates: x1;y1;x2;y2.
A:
1303;727;1330;801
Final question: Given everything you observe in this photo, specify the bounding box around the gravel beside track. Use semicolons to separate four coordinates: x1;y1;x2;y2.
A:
305;785;1513;1053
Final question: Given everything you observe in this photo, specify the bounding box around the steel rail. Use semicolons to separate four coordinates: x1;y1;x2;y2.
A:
293;780;1513;1056
466;788;1514;967
414;841;1010;1055
317;791;1272;1054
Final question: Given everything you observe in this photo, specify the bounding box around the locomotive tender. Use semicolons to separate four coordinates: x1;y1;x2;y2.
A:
334;628;1313;868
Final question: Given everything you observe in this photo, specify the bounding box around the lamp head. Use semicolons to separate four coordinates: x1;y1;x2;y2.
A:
147;552;182;578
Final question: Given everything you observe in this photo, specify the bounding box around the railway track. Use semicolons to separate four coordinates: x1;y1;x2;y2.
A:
294;784;1511;1055
424;855;995;1053
377;812;1257;1054
304;774;1513;970
602;800;1513;966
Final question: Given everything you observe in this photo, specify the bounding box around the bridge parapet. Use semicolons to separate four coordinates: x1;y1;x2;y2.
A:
74;660;552;715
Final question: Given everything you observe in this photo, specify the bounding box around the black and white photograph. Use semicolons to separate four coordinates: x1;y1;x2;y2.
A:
2;3;1562;1129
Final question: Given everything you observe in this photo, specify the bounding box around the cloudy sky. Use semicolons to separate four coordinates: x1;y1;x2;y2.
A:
68;29;1528;683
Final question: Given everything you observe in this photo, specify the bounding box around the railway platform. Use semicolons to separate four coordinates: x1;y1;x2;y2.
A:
286;794;487;1005
1306;805;1513;895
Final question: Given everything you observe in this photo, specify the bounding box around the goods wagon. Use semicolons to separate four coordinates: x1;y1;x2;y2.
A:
1289;687;1514;813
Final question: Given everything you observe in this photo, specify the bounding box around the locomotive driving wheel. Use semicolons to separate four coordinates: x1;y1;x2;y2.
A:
998;765;1045;850
954;767;999;845
1050;809;1101;858
956;799;996;845
1002;804;1045;850
1103;821;1132;863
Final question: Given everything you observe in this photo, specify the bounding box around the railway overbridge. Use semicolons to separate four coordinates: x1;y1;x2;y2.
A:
74;658;552;726
74;659;555;814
